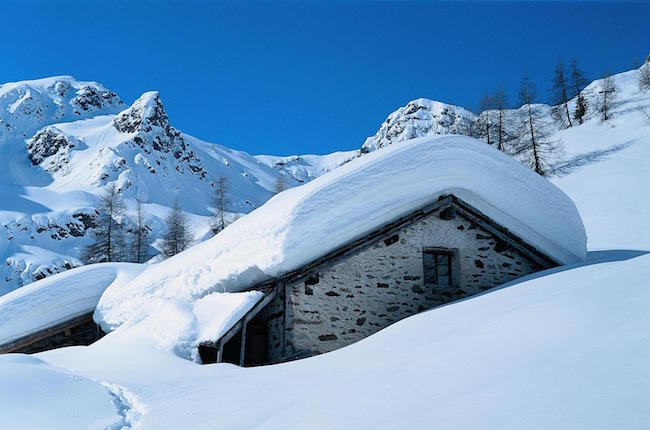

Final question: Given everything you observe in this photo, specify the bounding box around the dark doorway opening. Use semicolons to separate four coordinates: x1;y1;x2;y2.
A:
197;315;269;366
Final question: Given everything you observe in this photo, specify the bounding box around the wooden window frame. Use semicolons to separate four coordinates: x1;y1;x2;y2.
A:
423;247;457;288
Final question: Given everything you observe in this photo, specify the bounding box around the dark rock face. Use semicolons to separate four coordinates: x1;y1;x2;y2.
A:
26;128;74;166
113;93;207;180
72;85;121;114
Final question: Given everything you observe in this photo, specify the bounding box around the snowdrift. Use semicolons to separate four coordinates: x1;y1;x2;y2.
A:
95;135;587;353
30;252;650;429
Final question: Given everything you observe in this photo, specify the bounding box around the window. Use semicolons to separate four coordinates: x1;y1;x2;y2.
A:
423;249;454;287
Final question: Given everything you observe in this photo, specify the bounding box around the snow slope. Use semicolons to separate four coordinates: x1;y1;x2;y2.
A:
24;251;650;429
94;135;586;355
551;69;650;250
0;263;144;345
0;77;350;294
0;354;126;429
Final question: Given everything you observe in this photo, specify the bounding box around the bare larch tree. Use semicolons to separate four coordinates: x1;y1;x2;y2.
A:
478;93;493;146
493;85;509;152
210;176;229;235
639;55;650;92
551;60;573;128
599;74;617;122
570;60;589;125
513;73;557;176
161;198;193;258
85;184;126;263
130;197;150;263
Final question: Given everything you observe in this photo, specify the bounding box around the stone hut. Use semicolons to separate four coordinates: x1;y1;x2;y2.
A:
192;138;587;367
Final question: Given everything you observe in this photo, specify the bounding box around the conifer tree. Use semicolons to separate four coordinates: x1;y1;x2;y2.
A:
85;184;126;263
130;198;150;263
274;172;286;195
210;176;229;235
570;60;589;124
638;56;650;92
161;198;193;258
599;74;617;122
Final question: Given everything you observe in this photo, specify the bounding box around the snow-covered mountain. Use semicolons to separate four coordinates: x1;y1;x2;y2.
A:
0;77;353;294
359;69;647;163
361;98;475;153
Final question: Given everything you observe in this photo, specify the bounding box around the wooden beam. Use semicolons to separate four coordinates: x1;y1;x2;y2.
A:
281;281;287;357
239;319;247;367
217;341;223;363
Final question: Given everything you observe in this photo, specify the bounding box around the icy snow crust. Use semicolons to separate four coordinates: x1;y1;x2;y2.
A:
0;263;144;345
96;135;587;343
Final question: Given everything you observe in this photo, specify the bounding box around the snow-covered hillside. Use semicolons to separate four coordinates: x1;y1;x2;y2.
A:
0;77;352;294
360;66;650;251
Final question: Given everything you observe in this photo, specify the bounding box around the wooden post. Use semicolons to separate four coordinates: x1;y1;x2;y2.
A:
281;282;287;358
239;319;247;367
216;341;223;363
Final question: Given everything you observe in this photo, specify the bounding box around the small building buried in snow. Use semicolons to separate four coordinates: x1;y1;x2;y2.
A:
95;135;587;367
200;195;562;366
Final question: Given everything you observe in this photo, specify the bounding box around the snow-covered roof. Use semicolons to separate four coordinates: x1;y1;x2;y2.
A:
96;135;587;335
0;263;144;346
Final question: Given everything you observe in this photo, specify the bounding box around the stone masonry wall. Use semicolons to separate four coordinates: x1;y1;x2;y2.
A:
266;207;544;363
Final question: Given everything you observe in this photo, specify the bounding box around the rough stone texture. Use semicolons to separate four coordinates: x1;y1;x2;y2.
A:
266;207;544;363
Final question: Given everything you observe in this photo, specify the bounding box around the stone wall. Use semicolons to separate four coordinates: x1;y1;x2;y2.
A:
3;315;104;354
266;206;544;363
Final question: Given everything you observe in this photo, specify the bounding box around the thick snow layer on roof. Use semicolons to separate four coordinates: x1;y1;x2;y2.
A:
96;135;586;339
194;291;263;344
0;263;144;345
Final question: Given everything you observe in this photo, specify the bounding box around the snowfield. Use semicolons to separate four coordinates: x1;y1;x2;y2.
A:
8;251;645;429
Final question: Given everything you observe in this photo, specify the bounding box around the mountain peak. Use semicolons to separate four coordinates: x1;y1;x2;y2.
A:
361;98;475;153
113;91;169;134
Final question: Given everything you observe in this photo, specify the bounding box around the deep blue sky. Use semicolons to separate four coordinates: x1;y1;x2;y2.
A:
2;1;649;155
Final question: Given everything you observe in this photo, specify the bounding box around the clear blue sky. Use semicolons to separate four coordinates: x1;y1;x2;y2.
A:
2;1;649;155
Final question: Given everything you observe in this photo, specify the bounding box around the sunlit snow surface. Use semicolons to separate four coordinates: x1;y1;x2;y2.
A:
18;251;648;429
1;67;650;429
